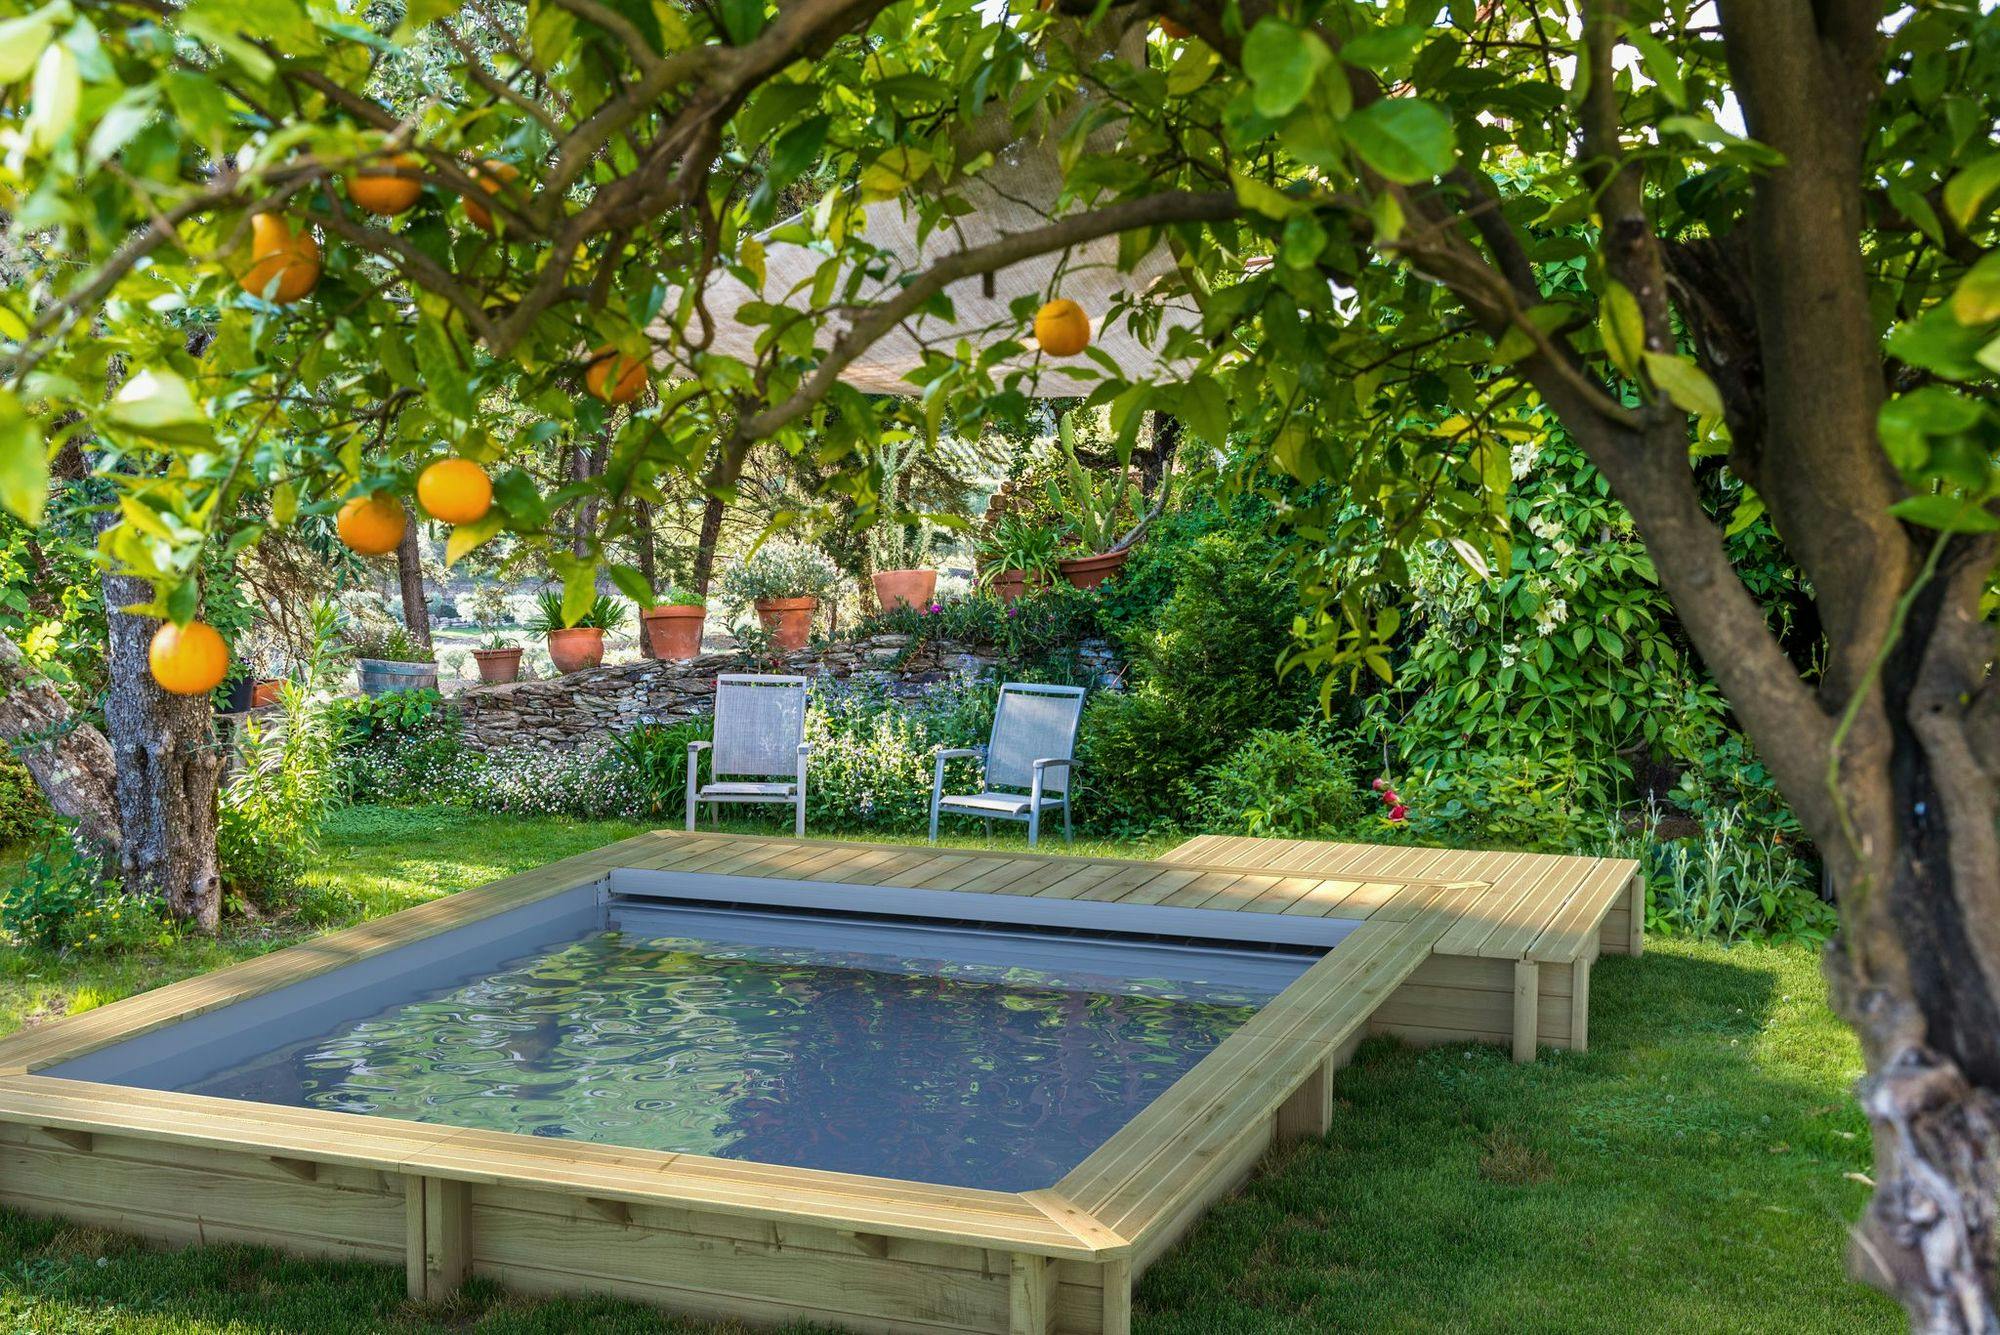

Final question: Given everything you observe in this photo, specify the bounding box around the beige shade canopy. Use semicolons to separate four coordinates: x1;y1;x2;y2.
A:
670;21;1200;399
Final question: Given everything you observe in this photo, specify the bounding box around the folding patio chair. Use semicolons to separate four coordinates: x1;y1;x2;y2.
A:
686;674;811;837
928;682;1086;847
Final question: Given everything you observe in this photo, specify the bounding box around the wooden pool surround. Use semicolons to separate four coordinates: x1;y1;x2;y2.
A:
0;831;1637;1334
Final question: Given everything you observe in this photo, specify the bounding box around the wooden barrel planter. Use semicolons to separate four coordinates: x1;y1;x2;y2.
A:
358;658;439;697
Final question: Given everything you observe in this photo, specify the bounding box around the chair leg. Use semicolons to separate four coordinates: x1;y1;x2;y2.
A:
794;797;804;839
1063;797;1073;844
928;799;940;844
1027;807;1039;848
685;789;696;832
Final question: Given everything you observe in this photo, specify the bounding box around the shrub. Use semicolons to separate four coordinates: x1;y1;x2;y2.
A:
1642;808;1836;947
1384;750;1622;853
842;587;1104;674
803;681;995;833
333;688;465;803
717;541;841;604
1196;726;1365;838
612;718;715;817
0;753;47;848
218;604;344;903
0;828;162;952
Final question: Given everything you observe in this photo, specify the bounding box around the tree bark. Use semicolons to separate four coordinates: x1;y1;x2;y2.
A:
0;631;121;852
691;492;727;594
395;519;432;651
99;569;222;931
634;498;658;658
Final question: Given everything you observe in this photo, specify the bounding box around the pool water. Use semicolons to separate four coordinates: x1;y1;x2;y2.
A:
180;927;1282;1191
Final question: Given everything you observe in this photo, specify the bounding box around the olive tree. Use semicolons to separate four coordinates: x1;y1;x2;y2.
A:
0;0;1994;1323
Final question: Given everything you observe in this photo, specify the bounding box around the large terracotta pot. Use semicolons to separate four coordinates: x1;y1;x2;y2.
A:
546;627;605;674
250;679;284;708
754;596;817;653
473;647;523;684
988;569;1029;604
642;605;706;660
871;567;936;613
1059;548;1130;590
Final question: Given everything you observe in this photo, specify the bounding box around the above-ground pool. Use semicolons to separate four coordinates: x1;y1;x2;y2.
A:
0;831;1640;1334
162;904;1311;1191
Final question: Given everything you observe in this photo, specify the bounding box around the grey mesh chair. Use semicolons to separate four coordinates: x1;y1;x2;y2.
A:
686;674;811;837
929;682;1086;847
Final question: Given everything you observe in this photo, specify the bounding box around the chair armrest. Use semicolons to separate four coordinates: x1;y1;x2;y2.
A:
1031;757;1075;771
796;743;813;755
933;748;982;762
687;740;712;754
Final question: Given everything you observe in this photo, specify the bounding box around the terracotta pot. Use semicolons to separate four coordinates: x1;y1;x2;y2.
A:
1059;548;1130;590
472;647;523;685
872;567;937;613
249;679;283;708
641;605;706;660
989;569;1029;604
754;596;817;653
546;627;605;674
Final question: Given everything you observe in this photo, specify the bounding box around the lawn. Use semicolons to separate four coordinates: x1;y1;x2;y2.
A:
0;806;1898;1333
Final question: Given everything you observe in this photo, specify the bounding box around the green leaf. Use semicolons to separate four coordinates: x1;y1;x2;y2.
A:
1641;350;1724;420
1339;23;1423;71
105;367;209;443
559;561;597;627
1622;26;1685;108
766;115;829;196
0;389;47;525
1889;494;2000;533
25;41;77;151
0;1;69;84
609;563;653;606
1242;18;1329;120
445;511;504;566
1342;98;1455;184
1598;281;1644;378
1230;171;1298;219
859;146;932;202
1949;252;2000;326
415;318;474;421
1944;155;2000;230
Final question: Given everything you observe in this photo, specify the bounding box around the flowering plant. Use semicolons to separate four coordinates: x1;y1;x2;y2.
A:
718;541;841;603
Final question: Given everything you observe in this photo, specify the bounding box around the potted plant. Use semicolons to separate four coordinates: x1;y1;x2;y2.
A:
472;632;524;685
346;622;439;697
870;520;944;612
526;589;628;674
639;585;707;660
1046;426;1146;589
977;512;1062;604
717;542;840;653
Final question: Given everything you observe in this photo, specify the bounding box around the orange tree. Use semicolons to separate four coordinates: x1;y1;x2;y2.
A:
1;0;1997;1321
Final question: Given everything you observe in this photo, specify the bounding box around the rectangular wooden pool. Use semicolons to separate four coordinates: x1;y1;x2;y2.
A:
0;831;1636;1333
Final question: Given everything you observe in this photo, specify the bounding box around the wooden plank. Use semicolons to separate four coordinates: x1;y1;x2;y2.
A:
407;1174;470;1301
1099;1256;1133;1335
1569;955;1592;1055
1512;961;1539;1063
1274;1058;1332;1143
1010;1253;1053;1335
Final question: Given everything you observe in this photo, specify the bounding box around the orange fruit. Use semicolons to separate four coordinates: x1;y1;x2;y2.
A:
239;214;320;304
336;492;408;555
1033;298;1091;357
417;458;493;524
462;159;521;232
584;346;649;404
346;153;424;216
149;620;229;696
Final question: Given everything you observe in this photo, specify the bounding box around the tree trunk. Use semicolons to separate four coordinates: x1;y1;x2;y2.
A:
99;569;222;931
0;631;122;852
634;498;658;658
691;492;726;594
396;519;432;651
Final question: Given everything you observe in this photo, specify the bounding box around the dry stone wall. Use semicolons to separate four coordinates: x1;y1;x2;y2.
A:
453;635;1120;751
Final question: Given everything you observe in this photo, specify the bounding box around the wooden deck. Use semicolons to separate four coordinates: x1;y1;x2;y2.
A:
1164;835;1642;1060
0;830;1638;1334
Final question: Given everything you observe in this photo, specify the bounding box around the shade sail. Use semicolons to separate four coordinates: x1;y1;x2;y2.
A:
674;20;1200;398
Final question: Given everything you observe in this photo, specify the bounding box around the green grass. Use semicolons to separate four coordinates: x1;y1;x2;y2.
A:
0;807;1896;1332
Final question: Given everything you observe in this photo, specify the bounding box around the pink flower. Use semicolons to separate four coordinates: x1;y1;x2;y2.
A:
1387;804;1408;823
1371;777;1388;792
